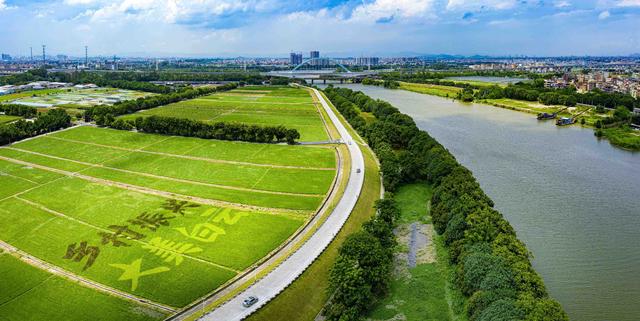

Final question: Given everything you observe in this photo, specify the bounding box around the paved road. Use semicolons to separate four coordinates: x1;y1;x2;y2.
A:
198;87;365;321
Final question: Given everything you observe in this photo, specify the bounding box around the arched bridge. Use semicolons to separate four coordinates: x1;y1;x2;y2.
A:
292;57;352;73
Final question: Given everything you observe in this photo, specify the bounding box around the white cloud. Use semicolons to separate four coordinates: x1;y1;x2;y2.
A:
446;0;517;11
554;1;571;8
599;10;611;19
0;0;6;10
81;0;269;23
617;0;640;6
350;0;436;22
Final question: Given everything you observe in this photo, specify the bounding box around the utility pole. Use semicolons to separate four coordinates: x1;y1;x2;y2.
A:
42;45;46;64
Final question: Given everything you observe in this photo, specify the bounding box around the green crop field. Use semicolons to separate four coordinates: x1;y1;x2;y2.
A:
0;252;167;321
0;119;337;319
120;86;330;142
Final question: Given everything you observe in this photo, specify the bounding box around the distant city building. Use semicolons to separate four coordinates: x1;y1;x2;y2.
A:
310;50;320;66
356;57;380;67
289;52;303;66
1;54;11;61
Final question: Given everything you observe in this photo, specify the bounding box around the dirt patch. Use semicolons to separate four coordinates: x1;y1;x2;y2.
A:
395;223;436;270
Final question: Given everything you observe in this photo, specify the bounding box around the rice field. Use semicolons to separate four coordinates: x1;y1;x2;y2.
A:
0;114;337;319
121;86;330;142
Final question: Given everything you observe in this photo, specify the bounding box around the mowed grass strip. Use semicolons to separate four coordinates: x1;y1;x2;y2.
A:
10;136;335;195
0;148;324;211
0;177;306;307
50;126;336;169
0;253;167;321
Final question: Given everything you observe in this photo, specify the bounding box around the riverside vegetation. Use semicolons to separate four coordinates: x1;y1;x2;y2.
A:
322;86;567;321
365;73;640;151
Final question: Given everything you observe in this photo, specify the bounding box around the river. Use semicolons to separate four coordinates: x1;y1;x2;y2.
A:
324;84;640;321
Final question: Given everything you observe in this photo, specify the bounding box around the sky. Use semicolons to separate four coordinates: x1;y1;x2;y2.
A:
0;0;639;57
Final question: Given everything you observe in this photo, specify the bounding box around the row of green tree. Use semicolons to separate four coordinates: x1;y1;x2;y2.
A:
87;83;238;122
107;115;300;144
0;104;38;118
323;86;568;321
361;78;400;89
324;197;400;320
0;68;277;86
0;109;71;145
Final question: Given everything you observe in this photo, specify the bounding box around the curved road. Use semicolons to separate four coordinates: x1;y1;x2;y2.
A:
197;87;365;321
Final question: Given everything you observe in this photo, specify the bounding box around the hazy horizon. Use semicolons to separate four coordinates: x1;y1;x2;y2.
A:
1;0;639;57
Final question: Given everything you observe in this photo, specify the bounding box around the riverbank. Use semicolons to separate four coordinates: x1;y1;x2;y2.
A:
328;83;640;321
322;85;568;321
389;82;640;151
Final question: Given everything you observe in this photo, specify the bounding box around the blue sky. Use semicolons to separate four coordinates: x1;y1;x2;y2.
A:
1;0;639;57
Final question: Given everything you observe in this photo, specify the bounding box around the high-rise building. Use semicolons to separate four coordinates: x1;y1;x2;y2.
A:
1;54;11;61
290;52;303;66
310;51;320;66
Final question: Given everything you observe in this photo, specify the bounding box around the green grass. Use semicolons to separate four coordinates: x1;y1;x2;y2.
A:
120;86;329;142
10;134;335;196
399;82;463;98
0;115;21;124
600;126;640;150
51;127;337;168
248;143;381;321
367;183;467;321
246;91;382;321
395;183;432;224
0;253;167;321
368;263;452;321
0;176;304;307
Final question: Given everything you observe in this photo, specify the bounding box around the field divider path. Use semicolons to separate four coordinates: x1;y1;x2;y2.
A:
43;136;336;171
0;154;307;215
11;195;240;273
182;86;365;321
0;240;178;313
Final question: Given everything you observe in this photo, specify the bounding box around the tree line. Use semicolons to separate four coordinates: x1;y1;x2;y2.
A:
0;109;72;145
107;115;300;144
323;86;568;321
87;83;238;123
0;68;281;87
0;104;38;118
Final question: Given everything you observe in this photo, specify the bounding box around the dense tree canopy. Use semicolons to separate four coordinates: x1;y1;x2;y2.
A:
323;86;568;321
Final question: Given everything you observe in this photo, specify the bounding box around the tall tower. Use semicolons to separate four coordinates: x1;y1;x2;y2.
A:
30;47;33;62
42;45;46;63
85;46;88;66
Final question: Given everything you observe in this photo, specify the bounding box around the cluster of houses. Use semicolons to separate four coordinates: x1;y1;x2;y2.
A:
544;72;640;98
0;81;99;96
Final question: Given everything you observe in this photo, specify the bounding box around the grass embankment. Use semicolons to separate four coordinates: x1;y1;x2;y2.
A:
399;82;462;98
246;92;381;321
599;126;640;150
367;183;467;321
